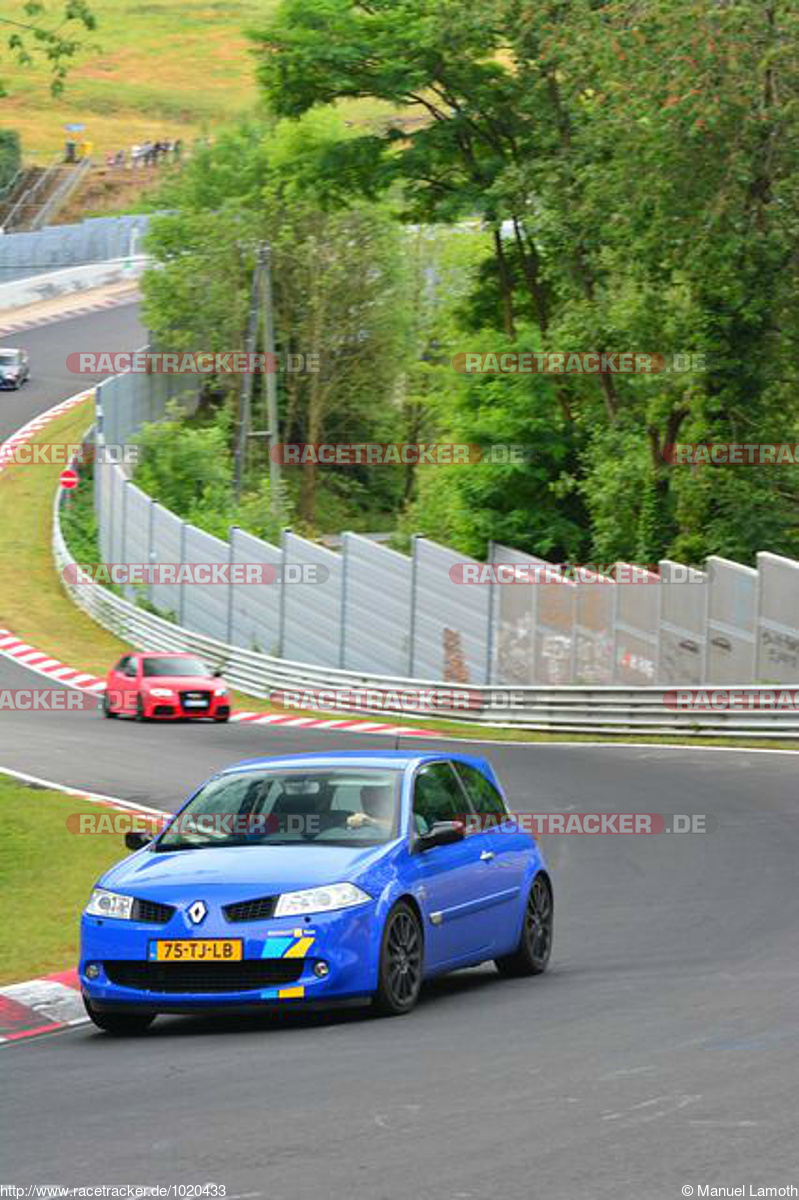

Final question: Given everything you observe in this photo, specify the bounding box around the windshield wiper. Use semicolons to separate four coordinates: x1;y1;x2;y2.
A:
156;838;299;852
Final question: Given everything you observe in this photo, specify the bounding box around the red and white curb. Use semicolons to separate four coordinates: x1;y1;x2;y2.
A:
0;287;140;337
0;629;436;736
0;970;86;1043
229;710;435;737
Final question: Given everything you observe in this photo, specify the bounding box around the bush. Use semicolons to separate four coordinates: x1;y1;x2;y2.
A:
0;130;21;191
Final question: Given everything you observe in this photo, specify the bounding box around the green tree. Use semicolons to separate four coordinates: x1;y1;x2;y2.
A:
1;1;95;97
253;0;799;565
0;128;20;187
141;113;414;529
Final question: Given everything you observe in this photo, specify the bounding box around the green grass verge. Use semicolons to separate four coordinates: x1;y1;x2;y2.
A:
0;0;405;159
0;400;130;672
0;0;271;157
0;778;127;984
1;398;797;750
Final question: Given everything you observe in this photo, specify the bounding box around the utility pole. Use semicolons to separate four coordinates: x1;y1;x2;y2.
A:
234;245;264;504
262;245;281;518
233;244;282;516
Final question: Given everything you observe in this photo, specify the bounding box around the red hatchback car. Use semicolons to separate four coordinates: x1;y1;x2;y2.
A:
103;652;231;722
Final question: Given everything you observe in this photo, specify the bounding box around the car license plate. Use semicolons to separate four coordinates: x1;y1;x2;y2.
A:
183;699;207;708
152;940;242;961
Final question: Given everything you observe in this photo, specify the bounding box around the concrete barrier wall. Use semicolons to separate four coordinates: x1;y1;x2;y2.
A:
0;255;148;312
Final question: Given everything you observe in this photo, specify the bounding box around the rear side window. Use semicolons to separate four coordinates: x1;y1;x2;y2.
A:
454;763;508;818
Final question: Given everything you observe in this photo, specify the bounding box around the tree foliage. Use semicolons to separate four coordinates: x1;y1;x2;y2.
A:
251;0;799;565
141;113;416;528
0;1;95;97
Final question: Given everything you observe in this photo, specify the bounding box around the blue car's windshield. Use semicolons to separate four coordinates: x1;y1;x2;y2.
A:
156;768;403;850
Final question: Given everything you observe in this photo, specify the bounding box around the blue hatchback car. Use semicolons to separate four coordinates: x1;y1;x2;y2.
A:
80;751;553;1033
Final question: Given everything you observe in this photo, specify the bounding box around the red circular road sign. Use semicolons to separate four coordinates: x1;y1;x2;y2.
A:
60;468;79;491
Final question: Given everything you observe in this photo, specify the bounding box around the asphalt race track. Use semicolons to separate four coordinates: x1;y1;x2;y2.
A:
0;302;146;442
2;307;798;1199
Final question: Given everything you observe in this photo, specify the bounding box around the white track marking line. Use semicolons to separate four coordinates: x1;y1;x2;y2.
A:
0;764;168;817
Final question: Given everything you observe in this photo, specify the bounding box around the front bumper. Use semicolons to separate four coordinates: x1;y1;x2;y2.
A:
80;903;380;1011
141;692;230;720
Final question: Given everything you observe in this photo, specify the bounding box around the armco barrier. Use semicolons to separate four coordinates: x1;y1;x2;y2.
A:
53;457;799;737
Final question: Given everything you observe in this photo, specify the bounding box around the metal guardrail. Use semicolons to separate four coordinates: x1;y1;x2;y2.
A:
2;154;89;233
0;165;25;203
3;154;63;231
31;157;92;231
53;451;799;739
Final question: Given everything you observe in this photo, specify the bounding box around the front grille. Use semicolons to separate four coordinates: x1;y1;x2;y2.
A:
131;898;175;925
179;690;211;710
103;959;303;993
223;895;277;923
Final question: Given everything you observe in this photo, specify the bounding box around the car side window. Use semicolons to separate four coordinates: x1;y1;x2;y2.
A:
412;762;469;836
454;763;508;818
123;658;138;678
114;656;129;673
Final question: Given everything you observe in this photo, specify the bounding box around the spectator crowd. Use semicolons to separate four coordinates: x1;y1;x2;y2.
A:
104;139;183;169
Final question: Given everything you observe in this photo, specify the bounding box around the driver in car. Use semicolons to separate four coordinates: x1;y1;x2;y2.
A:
346;785;394;832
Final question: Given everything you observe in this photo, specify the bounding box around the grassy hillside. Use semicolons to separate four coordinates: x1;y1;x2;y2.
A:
0;0;271;158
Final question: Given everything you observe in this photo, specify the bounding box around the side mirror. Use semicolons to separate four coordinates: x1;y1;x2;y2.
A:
415;820;465;852
125;830;152;851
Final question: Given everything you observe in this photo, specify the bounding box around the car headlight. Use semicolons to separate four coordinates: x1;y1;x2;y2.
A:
274;882;371;917
214;687;228;697
85;888;133;919
149;687;175;698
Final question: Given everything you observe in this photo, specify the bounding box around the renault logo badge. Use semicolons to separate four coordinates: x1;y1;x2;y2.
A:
188;900;207;925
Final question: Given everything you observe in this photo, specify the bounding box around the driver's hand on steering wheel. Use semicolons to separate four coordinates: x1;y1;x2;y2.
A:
347;811;375;829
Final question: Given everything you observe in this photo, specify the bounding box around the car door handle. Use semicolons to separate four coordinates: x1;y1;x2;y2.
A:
480;850;495;862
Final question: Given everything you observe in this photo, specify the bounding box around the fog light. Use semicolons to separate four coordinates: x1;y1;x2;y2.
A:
313;960;330;978
85;963;101;980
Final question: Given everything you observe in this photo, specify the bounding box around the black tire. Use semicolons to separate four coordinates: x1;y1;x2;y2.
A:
102;692;117;719
495;873;553;978
135;695;146;722
83;998;155;1036
373;901;424;1016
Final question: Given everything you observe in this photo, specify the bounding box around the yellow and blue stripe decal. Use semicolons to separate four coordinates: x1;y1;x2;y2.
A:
260;929;316;959
259;930;315;999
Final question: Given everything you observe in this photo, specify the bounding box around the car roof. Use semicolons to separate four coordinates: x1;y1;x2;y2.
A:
134;651;202;658
220;750;492;775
